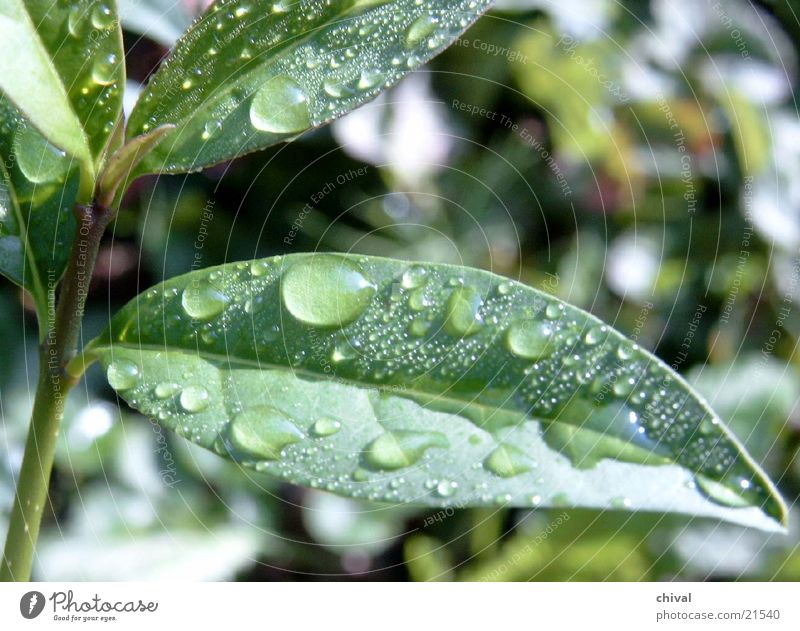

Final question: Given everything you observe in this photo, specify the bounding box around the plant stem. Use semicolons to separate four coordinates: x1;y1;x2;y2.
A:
0;202;110;581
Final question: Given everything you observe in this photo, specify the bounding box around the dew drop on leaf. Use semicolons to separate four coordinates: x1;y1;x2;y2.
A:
106;360;139;390
181;279;230;320
230;406;304;460
281;255;375;327
436;480;457;497
444;286;484;337
13;126;69;184
313;418;342;437
401;265;428;289
505;320;554;360
154;382;181;399
179;385;210;413
364;430;449;470
405;14;437;48
484;444;537;478
695;474;754;508
67;4;87;37
90;3;114;30
249;75;311;133
91;53;118;87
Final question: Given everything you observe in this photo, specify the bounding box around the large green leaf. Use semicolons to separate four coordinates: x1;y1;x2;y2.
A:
0;0;124;178
0;98;78;318
86;254;786;531
127;0;493;174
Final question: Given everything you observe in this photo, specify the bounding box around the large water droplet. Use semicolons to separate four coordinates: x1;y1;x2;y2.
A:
506;320;553;360
364;430;448;470
13;125;69;184
485;444;536;478
154;382;181;399
229;406;304;460
106;360;139;390
181;279;229;320
90;3;114;30
179;385;209;413
67;4;87;37
405;14;437;48
281;255;375;327
695;474;753;508
313;418;342;437
250;75;311;134
444;286;484;337
92;53;118;86
436;480;457;497
401;266;428;289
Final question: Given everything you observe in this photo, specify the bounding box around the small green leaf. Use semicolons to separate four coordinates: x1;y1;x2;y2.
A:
87;254;786;531
0;0;124;186
127;0;492;174
0;98;78;319
97;124;175;207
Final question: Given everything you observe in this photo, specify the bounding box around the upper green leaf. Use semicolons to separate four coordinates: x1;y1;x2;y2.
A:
126;0;493;174
87;254;786;531
0;98;79;319
0;0;124;180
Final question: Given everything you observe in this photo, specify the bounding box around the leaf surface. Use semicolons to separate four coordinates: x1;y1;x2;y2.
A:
0;98;79;317
0;0;124;173
88;254;786;530
127;0;492;173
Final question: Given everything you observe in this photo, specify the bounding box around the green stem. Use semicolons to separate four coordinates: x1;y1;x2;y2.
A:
1;202;110;581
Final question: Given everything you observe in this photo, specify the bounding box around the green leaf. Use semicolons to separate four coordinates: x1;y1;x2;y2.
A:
87;254;786;531
0;0;124;183
126;0;492;174
97;124;175;207
0;98;79;318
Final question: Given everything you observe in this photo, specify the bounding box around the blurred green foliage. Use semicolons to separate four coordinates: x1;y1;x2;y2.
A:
2;0;800;580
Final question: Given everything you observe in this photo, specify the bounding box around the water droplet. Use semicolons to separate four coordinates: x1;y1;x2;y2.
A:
281;255;375;327
13;125;69;184
181;279;230;320
485;444;536;478
364;430;448;470
497;282;513;295
545;303;563;320
357;69;385;90
154;382;181;399
313;418;342;437
436;480;457;497
106;360;139;390
179;385;209;413
229;406;304;460
401;265;428;289
610;496;632;509
695;474;752;508
444;286;484;337
408;288;431;312
506;320;553;360
68;4;87;37
409;318;431;337
92;53;118;86
250;75;310;134
405;14;437;48
584;326;607;346
90;3;114;30
250;259;270;276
